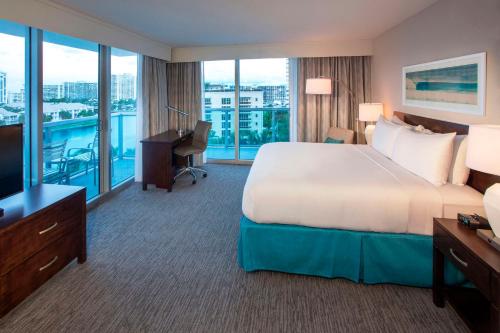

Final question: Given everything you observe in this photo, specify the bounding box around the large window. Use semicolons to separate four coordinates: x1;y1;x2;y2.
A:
42;32;100;200
239;58;289;160
203;58;290;161
110;48;137;187
0;20;28;185
203;60;236;160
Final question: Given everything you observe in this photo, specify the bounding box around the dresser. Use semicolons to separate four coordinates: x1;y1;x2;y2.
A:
0;184;86;317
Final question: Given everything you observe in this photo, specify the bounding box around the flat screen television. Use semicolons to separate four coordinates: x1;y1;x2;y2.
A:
0;124;23;201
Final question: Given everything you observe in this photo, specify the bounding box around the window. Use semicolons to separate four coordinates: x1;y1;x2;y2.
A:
203;60;235;160
110;48;137;188
238;58;290;160
203;58;290;161
0;19;28;185
42;32;99;200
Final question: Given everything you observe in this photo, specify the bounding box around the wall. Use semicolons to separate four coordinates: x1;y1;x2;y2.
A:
372;0;500;124
0;0;171;61
172;39;373;62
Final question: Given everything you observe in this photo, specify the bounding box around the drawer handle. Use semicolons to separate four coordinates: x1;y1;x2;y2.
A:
449;248;468;268
39;256;58;272
39;222;58;235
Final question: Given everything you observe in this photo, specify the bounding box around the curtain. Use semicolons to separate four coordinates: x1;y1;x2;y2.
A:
297;56;371;143
166;62;203;165
141;56;169;137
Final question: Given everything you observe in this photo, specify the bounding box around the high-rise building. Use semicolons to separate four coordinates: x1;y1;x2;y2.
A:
43;84;64;100
258;85;289;106
63;81;98;101
0;72;7;104
111;74;136;101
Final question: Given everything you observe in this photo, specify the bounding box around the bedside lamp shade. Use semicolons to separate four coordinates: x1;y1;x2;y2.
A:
359;103;383;122
466;124;500;238
466;125;500;176
306;78;332;95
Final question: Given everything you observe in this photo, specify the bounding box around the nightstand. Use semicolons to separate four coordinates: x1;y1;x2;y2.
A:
433;218;500;333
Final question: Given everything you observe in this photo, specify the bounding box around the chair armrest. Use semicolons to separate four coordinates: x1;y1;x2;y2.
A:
67;147;92;157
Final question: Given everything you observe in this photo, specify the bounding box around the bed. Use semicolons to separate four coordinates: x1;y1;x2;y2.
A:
238;112;499;287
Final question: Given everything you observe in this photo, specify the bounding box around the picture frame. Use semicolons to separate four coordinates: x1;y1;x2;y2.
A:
402;52;486;116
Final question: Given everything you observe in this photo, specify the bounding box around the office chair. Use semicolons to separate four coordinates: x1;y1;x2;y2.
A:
174;120;212;185
326;127;354;144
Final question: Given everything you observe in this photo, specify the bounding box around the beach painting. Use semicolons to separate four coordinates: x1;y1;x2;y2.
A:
402;53;486;115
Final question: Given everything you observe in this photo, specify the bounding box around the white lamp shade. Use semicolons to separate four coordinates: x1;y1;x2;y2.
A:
466;124;500;176
306;78;332;95
358;103;383;122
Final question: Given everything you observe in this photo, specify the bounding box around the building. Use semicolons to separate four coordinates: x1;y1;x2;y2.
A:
43;84;64;100
204;89;264;138
257;85;289;106
111;74;136;101
0;107;20;124
63;81;98;101
0;72;6;104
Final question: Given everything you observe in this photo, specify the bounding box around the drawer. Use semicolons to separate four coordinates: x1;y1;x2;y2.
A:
435;226;491;298
0;232;79;316
0;199;82;275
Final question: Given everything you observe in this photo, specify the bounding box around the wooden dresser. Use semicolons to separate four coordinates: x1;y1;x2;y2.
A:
0;184;86;317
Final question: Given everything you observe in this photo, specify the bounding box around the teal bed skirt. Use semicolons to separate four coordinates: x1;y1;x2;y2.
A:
238;216;465;287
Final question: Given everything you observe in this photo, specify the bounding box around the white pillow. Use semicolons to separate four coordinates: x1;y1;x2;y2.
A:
372;116;406;157
448;135;470;185
392;130;456;186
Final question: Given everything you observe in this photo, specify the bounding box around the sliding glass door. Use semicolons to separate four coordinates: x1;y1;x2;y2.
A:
110;48;137;187
42;32;100;200
203;58;290;162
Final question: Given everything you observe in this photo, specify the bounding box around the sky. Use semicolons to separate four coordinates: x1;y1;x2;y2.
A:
0;32;137;93
204;58;289;86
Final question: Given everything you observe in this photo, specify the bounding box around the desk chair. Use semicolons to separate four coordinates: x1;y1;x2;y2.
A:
326;127;354;144
174;120;212;185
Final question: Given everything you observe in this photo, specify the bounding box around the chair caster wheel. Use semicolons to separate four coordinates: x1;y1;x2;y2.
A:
203;174;207;178
173;180;176;184
192;180;197;185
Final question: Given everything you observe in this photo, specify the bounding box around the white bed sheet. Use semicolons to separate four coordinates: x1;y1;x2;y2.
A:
242;142;484;236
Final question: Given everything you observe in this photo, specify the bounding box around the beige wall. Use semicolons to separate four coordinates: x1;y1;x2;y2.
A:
0;0;171;61
172;39;373;62
372;0;500;124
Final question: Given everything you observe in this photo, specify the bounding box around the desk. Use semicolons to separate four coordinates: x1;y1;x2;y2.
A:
141;130;193;192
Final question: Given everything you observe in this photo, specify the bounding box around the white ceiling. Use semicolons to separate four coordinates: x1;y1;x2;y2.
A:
50;0;438;47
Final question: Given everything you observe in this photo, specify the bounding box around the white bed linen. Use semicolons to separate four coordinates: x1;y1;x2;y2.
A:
242;142;483;236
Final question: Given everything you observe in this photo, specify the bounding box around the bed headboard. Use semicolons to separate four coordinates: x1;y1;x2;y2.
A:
393;111;500;194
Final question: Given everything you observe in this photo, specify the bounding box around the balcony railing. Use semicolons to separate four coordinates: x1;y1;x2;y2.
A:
205;107;289;160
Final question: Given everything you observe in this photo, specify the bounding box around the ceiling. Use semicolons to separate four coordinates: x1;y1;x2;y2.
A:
50;0;438;47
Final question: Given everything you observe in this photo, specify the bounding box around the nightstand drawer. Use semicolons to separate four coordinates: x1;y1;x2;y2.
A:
435;225;491;298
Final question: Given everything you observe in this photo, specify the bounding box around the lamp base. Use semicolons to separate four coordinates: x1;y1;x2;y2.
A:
484;183;500;238
364;125;376;145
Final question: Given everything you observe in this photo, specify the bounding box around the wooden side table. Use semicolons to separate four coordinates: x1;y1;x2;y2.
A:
433;218;500;332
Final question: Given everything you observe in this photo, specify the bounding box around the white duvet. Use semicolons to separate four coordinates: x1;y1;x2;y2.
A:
242;142;484;236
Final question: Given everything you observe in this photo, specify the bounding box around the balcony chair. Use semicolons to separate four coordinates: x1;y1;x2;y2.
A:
43;140;69;185
174;120;212;185
326;127;354;144
67;131;98;185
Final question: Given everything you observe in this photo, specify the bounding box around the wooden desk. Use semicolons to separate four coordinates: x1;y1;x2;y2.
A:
141;130;193;192
433;218;500;333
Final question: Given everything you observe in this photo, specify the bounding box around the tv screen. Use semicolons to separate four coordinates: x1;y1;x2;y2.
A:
0;124;23;200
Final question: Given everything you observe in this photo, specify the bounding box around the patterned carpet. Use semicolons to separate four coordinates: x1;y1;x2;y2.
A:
0;165;467;332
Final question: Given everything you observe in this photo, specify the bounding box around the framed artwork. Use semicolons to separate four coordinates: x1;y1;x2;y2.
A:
402;52;486;116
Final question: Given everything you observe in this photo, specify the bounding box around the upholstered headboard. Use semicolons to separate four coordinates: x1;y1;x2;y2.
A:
393;111;500;194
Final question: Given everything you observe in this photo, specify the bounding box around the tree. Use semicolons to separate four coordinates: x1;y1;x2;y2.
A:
59;110;72;120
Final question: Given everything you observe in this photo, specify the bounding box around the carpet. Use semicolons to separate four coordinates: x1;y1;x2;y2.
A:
0;165;467;332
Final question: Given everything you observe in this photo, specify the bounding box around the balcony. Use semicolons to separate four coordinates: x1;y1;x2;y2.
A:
206;107;289;160
43;112;136;200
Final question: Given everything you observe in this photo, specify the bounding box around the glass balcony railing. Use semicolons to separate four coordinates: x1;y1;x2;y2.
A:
42;112;136;199
206;107;290;160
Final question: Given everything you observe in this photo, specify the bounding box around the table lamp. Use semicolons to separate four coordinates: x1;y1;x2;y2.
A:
466;124;500;249
358;103;383;145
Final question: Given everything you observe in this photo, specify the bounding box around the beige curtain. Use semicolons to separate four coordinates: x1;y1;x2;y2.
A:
142;56;170;137
297;56;371;143
166;62;202;165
